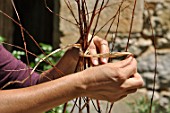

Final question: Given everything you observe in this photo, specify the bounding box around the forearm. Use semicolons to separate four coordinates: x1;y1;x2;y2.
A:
39;47;80;83
0;73;85;113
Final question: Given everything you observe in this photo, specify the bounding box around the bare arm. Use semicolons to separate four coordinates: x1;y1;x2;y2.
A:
0;37;143;113
0;72;84;113
0;56;143;113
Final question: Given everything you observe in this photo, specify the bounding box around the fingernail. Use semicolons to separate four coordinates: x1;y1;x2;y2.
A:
93;59;99;65
127;56;133;62
102;58;107;63
127;54;133;59
127;55;132;59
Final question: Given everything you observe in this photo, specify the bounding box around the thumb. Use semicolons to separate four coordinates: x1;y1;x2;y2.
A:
116;56;134;68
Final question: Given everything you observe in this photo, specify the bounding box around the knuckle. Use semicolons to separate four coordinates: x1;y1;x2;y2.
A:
132;58;137;68
100;40;108;45
94;35;100;39
108;97;116;102
117;69;126;80
119;87;126;91
101;94;110;101
132;68;137;75
88;45;96;50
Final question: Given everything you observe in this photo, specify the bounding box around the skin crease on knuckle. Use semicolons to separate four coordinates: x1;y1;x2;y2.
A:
100;40;108;46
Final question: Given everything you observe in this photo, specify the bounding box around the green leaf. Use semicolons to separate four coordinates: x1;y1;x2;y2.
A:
12;50;25;60
0;36;5;43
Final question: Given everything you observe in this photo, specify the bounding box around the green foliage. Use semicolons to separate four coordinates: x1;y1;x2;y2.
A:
128;96;170;113
0;36;5;43
46;104;69;113
12;50;25;60
165;104;170;113
30;43;64;71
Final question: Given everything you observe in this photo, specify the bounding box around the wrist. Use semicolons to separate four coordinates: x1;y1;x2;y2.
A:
71;72;87;97
73;69;94;98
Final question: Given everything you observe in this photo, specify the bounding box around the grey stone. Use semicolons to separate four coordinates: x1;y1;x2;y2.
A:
160;91;170;98
159;96;170;107
142;72;160;90
157;38;169;48
158;2;170;30
147;90;160;101
138;54;156;72
129;46;142;56
165;32;170;40
142;29;153;37
156;3;164;11
151;16;161;28
137;47;170;90
59;0;144;47
134;38;152;47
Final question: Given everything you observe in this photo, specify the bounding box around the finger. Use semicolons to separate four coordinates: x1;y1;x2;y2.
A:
111;56;136;79
114;95;127;102
115;56;134;68
93;36;109;64
100;42;109;64
121;73;144;90
126;89;137;94
88;42;99;65
119;95;127;99
118;56;137;77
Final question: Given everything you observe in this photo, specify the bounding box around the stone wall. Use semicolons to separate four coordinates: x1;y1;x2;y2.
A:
59;0;144;46
59;0;170;107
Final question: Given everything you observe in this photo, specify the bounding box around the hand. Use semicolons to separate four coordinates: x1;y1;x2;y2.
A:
39;36;109;81
87;35;109;65
80;56;144;102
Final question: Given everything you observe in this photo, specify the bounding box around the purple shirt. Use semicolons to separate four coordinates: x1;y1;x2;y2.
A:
0;44;40;89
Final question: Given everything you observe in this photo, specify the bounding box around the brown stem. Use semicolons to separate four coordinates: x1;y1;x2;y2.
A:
62;102;68;113
125;0;137;52
144;2;158;113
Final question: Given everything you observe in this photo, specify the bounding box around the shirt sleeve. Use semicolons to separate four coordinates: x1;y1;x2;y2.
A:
0;44;40;89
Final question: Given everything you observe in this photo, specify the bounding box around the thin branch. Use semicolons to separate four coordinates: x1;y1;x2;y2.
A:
64;0;79;25
144;2;158;113
125;0;137;52
44;0;78;26
11;0;32;84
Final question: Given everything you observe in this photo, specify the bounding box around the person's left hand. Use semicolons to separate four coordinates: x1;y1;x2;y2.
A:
87;35;109;65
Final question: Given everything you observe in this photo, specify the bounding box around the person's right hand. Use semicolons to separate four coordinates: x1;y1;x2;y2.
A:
79;56;144;102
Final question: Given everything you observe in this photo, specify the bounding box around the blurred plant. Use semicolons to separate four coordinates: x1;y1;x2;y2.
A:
12;50;25;60
30;43;64;71
0;36;5;43
127;96;170;113
46;104;70;113
166;104;170;113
